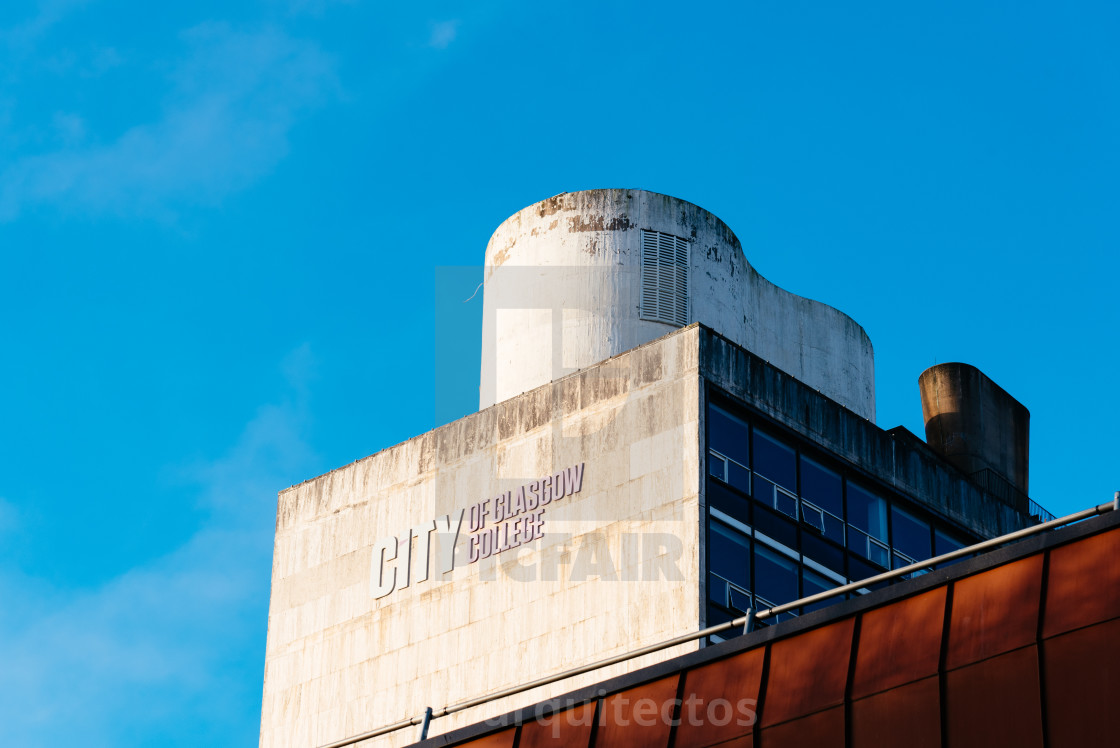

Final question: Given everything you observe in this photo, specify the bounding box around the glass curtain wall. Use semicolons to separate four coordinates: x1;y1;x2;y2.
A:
705;398;975;636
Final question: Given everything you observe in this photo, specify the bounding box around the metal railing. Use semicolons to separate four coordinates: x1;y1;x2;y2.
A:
1029;498;1057;524
318;494;1119;748
968;467;1056;523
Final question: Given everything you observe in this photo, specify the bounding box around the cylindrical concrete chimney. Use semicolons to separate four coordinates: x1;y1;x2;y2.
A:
919;363;1030;510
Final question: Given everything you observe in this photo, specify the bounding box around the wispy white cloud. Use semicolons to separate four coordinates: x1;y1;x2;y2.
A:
0;23;336;221
428;19;460;50
0;346;320;745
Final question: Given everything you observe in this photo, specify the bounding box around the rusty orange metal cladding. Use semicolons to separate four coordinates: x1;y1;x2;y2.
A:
760;618;855;728
946;554;1044;670
851;587;946;699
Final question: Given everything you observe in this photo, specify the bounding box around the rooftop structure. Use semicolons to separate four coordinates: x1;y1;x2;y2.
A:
481;190;874;419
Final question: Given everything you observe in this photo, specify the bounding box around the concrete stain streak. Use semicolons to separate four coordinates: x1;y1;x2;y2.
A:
567;214;634;233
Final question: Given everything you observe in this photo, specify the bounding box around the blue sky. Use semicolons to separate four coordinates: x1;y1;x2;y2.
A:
1;1;1117;745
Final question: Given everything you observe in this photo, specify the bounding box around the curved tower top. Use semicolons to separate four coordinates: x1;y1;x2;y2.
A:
919;362;1030;504
480;189;876;421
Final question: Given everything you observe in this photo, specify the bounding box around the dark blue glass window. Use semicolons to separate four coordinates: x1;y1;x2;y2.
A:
891;505;931;561
799;458;844;543
802;533;846;579
708;481;750;526
800;455;842;517
892;551;931;580
709;406;749;466
847;482;888;540
849;554;889;591
753;503;798;551
708;451;751;494
934;528;969;568
728;586;752;613
755;473;797;518
849;526;889;567
754;544;798;608
752;429;796;492
847;482;888;566
935;528;966;555
802;567;838;613
709;521;750;591
727;461;751;493
707;603;735;628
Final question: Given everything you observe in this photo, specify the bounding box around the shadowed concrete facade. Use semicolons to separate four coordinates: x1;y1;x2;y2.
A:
919;362;1030;511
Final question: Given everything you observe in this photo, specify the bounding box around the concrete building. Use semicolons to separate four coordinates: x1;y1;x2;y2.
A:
259;191;1050;748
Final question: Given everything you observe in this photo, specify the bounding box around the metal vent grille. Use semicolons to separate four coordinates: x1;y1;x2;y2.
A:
640;229;689;326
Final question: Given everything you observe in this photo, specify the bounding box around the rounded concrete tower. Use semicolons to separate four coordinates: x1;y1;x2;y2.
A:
919;362;1030;505
480;189;876;421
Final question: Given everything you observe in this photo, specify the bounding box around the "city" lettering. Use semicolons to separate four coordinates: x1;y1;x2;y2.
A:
369;463;586;600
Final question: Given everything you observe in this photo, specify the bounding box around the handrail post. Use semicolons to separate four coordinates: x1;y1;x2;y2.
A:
418;707;433;742
742;608;756;635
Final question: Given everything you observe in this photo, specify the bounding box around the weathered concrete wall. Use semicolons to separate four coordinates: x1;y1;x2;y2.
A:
699;328;1034;539
919;362;1030;503
480;189;876;421
260;328;704;748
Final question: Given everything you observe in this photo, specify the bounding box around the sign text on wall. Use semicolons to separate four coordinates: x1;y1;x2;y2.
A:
370;462;585;600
